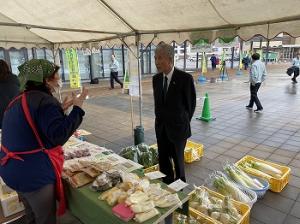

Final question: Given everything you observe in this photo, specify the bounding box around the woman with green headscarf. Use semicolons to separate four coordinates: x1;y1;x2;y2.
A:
0;59;88;224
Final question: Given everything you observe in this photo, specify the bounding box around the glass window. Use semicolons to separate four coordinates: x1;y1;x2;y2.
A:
91;51;103;78
36;48;45;59
186;56;197;71
9;49;26;75
45;49;54;62
174;43;184;70
27;49;33;60
184;42;197;71
102;48;125;78
77;50;90;80
102;48;113;78
151;44;157;74
141;45;150;74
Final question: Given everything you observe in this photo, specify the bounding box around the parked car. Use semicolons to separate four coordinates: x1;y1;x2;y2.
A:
188;56;201;62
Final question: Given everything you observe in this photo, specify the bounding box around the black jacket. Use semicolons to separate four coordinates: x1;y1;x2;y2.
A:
153;68;196;142
0;74;20;128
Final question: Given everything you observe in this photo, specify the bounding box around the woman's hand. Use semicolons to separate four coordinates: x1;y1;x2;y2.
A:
72;87;89;108
62;96;73;112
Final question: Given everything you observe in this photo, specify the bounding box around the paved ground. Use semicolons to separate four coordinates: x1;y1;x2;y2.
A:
1;65;300;224
72;63;300;224
5;64;299;224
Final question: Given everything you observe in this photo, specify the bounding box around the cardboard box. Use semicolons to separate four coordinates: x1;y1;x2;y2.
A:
0;192;24;217
0;178;14;197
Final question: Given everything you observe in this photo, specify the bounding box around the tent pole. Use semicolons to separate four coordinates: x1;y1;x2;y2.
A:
136;36;142;127
121;35;145;145
265;24;270;65
133;34;145;145
0;22;122;35
130;95;135;138
265;40;270;65
231;46;234;69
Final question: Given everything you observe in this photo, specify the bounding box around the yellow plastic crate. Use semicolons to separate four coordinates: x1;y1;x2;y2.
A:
174;208;215;224
189;186;250;224
235;155;291;193
184;141;204;163
143;164;159;173
150;140;204;164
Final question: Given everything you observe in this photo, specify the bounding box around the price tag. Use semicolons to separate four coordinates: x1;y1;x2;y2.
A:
167;179;189;192
144;171;166;180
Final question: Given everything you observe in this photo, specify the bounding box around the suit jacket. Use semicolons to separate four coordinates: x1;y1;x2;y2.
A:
153;68;196;142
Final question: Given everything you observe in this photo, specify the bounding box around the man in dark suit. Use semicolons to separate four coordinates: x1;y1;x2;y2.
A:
153;43;196;185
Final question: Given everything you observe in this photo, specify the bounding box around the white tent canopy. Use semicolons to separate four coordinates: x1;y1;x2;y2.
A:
0;0;300;49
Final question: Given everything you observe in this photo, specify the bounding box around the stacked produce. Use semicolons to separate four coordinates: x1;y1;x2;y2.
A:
224;164;265;191
64;148;91;160
146;183;181;208
63;160;113;188
190;186;242;224
174;213;213;224
99;172;181;223
238;160;283;179
119;146;138;163
125;190;159;223
211;172;255;205
120;143;158;168
91;169;122;191
61;137;186;223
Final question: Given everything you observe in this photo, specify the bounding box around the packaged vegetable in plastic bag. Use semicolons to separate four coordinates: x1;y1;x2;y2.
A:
137;144;153;168
149;146;158;165
119;146;138;163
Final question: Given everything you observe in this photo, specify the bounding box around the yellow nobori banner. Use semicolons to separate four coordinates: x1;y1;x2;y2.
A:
65;48;81;88
219;50;225;70
123;70;130;90
239;52;243;70
201;52;207;74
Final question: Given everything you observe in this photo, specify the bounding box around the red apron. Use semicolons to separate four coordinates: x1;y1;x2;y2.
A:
0;92;66;216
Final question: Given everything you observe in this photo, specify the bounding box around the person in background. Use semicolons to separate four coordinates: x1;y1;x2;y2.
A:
291;53;300;83
109;54;123;89
242;55;250;70
0;59;20;129
210;54;217;70
0;59;88;224
246;53;267;113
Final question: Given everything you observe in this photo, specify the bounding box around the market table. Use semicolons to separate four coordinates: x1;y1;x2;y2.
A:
65;181;189;224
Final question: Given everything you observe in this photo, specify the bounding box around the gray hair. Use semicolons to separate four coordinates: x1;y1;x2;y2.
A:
155;42;174;63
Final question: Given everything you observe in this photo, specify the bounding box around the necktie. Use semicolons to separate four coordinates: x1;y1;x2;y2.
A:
163;75;168;101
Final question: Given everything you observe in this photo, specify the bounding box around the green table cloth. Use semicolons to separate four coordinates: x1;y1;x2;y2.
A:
65;181;189;224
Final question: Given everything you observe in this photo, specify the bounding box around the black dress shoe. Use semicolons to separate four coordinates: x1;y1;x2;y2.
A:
254;109;263;113
245;105;252;109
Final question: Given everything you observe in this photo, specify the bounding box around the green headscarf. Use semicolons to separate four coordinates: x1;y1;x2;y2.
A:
18;59;58;91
